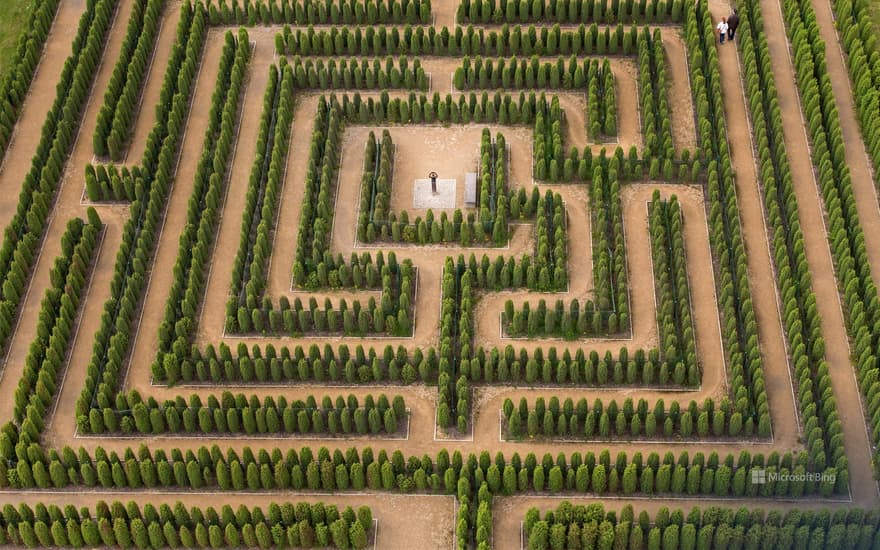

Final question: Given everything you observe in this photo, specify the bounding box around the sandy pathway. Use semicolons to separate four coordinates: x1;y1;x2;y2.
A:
0;0;137;415
758;0;879;504
662;28;698;151
0;0;89;226
704;0;803;457
120;29;226;389
195;30;278;349
122;0;183;164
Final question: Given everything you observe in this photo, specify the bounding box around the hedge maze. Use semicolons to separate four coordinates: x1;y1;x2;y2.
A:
2;0;880;547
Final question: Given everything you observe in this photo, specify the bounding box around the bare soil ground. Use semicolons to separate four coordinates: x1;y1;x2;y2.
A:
0;0;878;547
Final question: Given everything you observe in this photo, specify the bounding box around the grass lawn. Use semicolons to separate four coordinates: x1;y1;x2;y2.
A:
0;0;32;80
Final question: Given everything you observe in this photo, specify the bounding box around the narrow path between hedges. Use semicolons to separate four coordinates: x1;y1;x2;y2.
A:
744;0;880;505
0;0;138;424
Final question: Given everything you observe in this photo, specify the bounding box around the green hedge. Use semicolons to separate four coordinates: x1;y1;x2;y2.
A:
279;22;657;57
207;0;432;26
154;341;438;385
83;391;407;437
93;0;166;159
456;0;683;24
504;395;752;440
4;216;99;445
831;0;880;179
0;500;372;549
0;0;116;359
0;443;836;500
524;501;878;550
154;28;250;366
288;55;428;90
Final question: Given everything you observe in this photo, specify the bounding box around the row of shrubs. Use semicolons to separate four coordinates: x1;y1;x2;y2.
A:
0;0;116;359
357;129;394;243
230;265;414;336
277;22;665;58
504;174;627;338
503;395;765;441
438;258;472;433
76;3;208;419
494;191;569;293
84;2;206;201
737;0;843;489
477;130;510;242
831;0;880;179
780;0;864;478
154;30;250;367
1;500;372;549
455;54;614;91
207;0;432;25
84;391;406;437
649;195;698;380
534;94;566;180
524;501;880;550
84;163;146;202
639;26;674;160
0;441;844;498
456;0;684;24
292;97;339;276
229;61;293;304
0;0;60;158
589;158;628;328
154;341;439;385
587;58;616;138
462;344;692;386
7;216;100;450
93;0;166;160
284;55;429;91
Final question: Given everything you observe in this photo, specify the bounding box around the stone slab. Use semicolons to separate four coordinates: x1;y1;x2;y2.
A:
413;178;456;209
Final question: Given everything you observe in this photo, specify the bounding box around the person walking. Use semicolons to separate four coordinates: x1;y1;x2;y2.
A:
727;9;740;40
716;17;728;44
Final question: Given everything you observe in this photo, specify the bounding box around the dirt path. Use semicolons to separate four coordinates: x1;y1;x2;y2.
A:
765;0;880;505
662;28;698;151
122;0;182;164
716;0;880;506
704;0;803;464
0;0;88;226
195;28;279;351
0;0;138;416
120;28;226;389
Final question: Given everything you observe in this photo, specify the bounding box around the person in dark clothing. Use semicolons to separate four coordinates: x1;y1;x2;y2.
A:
727;9;740;40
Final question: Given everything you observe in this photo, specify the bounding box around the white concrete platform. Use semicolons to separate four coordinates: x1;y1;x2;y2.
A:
413;178;456;209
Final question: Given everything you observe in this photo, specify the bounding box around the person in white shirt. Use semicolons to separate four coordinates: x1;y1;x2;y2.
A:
716;17;729;44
